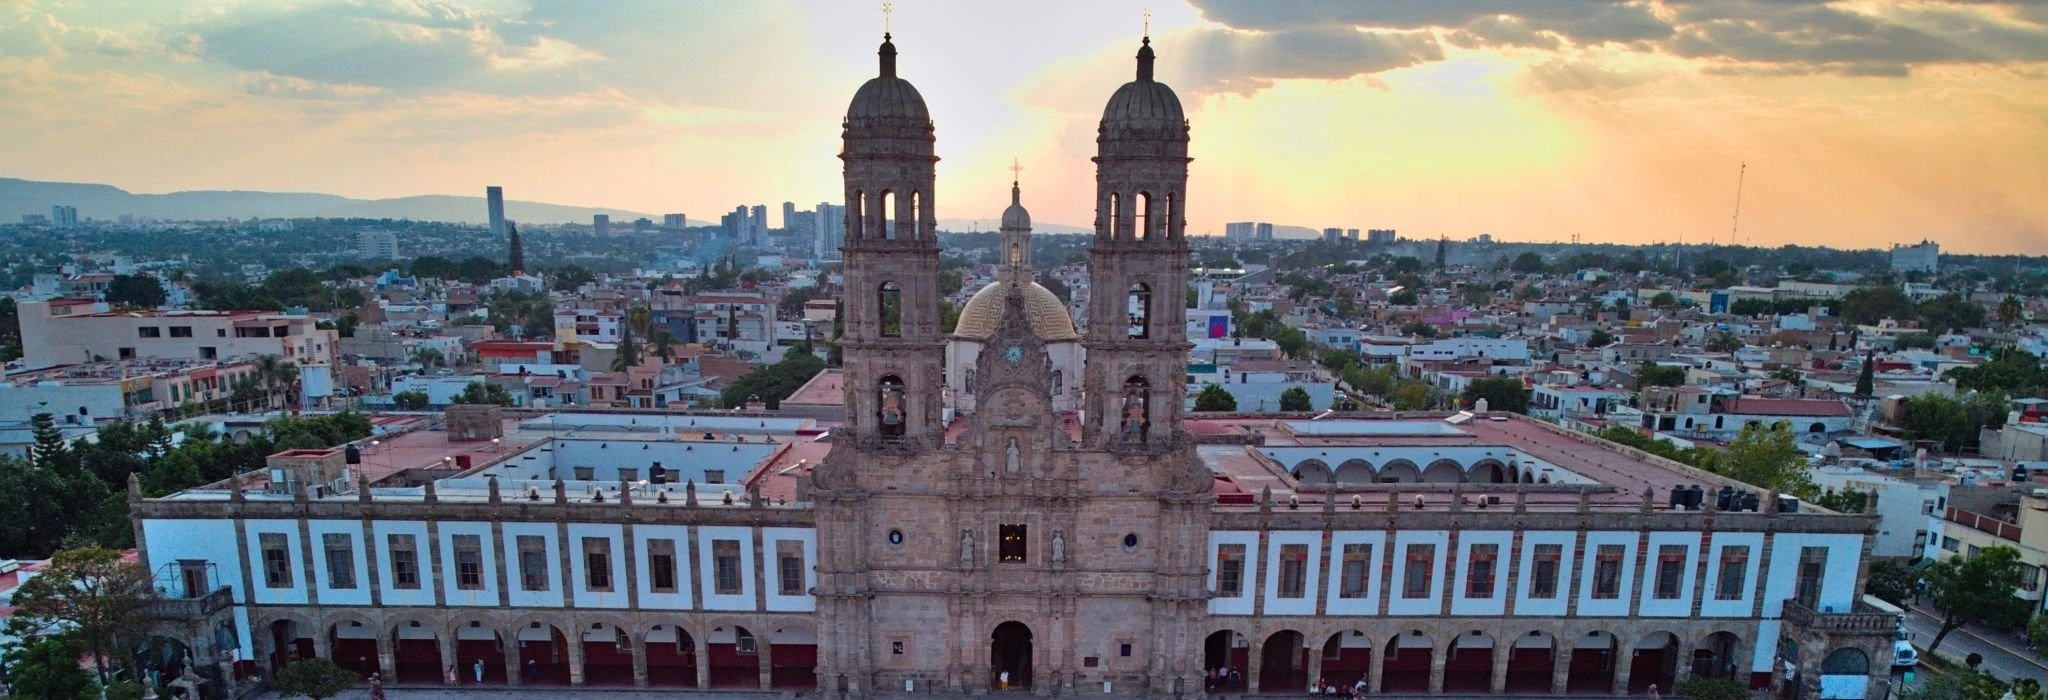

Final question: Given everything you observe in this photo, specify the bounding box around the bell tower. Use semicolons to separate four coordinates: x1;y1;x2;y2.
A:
1082;36;1192;452
838;32;944;450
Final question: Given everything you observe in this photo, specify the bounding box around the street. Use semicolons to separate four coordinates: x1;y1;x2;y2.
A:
1903;604;2048;684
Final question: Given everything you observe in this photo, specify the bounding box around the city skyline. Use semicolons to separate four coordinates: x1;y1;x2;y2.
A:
4;1;2047;253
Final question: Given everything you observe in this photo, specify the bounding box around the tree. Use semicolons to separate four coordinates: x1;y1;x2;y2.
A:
549;264;595;292
719;351;826;409
1898;391;2008;453
6;546;156;686
1698;423;1811;496
1460;376;1529;413
1865;560;1915;607
1855;351;1876;399
0;636;99;699
1318;348;1360;374
1729;298;1773;316
1194;384;1237;412
270;658;359;700
408;346;445;369
778;286;826;318
456;381;514;406
1705;330;1744;353
1808;488;1867;513
1945;346;2044;397
1672;677;1749;700
0;297;20;361
1510;252;1545;273
1998;294;2025;327
1390;381;1433;411
1649;291;1678;308
1922;545;2030;657
1387;289;1419;306
1839;285;1916;326
105;274;166;308
2030;614;2048;658
1586;329;1615;348
1636;361;1687;390
1279;387;1313;412
651;329;676;361
1918;293;1986;333
1399;321;1438;339
1273;327;1310;360
393;390;430;410
611;325;641;371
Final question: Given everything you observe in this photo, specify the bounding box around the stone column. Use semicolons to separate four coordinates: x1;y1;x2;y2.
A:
1305;645;1322;692
758;636;775;691
1551;646;1572;696
567;633;586;687
503;634;522;687
311;628;332;664
1613;648;1633;696
631;638;649;688
1245;637;1263;694
1675;641;1697;684
693;636;712;689
440;635;459;687
374;633;396;685
1367;645;1386;694
1491;643;1512;693
1427;646;1447;694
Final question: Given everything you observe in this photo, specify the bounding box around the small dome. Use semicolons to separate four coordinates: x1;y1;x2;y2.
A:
847;34;931;125
953;281;1077;341
1000;181;1030;230
1100;37;1184;133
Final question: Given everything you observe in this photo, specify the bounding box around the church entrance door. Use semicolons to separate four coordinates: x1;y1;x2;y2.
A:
990;621;1033;690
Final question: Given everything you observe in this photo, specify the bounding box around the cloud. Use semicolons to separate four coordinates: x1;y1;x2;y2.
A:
237;71;382;99
193;0;600;94
1160;26;1443;95
1523;58;1656;92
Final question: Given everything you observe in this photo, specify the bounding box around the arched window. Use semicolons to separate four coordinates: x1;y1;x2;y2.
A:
1127;283;1152;339
1165;192;1177;240
1120;376;1151;440
909;191;922;240
1137;192;1153;241
880;190;897;240
878;282;902;337
1107;193;1121;240
1009;242;1021;267
1050;369;1063;396
852;190;865;240
878;375;906;437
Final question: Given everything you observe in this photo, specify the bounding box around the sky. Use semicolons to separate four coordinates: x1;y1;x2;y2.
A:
3;1;2047;253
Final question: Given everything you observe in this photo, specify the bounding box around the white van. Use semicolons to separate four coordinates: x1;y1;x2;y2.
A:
1861;595;1918;669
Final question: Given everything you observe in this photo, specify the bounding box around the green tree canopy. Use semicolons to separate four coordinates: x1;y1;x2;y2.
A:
1459;376;1529;414
1695;423;1812;496
1635;361;1687;390
271;658;359;700
720;351;827;409
6;546;156;686
1278;387;1313;412
1586;329;1615;348
105;274;166;308
393;390;430;410
0;636;99;700
456;381;515;406
1923;545;2031;657
1194;384;1237;412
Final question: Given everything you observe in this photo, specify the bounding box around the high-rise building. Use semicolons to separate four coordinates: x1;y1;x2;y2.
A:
782;201;798;231
486;186;505;236
1224;222;1255;240
662;214;686;231
1367;228;1397;244
813;202;846;259
634;218;654;234
750;204;768;245
1322;227;1343;242
355;229;400;260
1256;222;1273;240
593;214;611;237
1347;228;1360;241
51;205;78;228
722;206;749;240
1890;241;1938;273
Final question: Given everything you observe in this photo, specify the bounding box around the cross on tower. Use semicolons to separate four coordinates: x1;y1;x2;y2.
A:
881;1;893;33
1009;158;1024;183
1143;7;1151;37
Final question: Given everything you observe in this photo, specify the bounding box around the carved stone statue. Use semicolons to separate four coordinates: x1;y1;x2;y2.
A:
960;529;976;569
1051;530;1066;564
1121;391;1146;437
1004;438;1020;474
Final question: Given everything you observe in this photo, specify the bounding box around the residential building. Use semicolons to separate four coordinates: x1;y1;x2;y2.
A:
1889;241;1938;274
356;229;400;260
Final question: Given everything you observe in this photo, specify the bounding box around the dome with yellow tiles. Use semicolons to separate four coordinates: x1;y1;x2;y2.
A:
952;281;1077;341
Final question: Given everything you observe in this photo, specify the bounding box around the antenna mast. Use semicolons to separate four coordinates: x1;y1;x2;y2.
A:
1729;161;1746;247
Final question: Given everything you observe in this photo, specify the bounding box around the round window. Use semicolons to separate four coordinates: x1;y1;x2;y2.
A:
887;529;905;547
1122;533;1139;550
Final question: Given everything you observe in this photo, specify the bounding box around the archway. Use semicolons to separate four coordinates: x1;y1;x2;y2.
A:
1257;630;1306;692
1203;630;1248;692
1334;459;1374;484
580;622;632;686
1470;459;1509;483
769;625;818;690
1505;631;1556;693
1422;459;1464;483
645;625;697;687
327;621;378;680
1383;631;1433;692
1293;459;1333;486
133;636;193;690
390;619;443;684
1693;631;1742;680
513;621;569;685
1629;631;1680;693
1319;631;1371;691
1566;631;1617;693
1820;648;1869;676
707;624;759;688
991;621;1033;690
1445;631;1496;692
268;619;313;675
454;622;507;685
1379;460;1421;484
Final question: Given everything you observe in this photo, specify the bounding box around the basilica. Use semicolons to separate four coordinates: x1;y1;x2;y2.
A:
128;32;1894;700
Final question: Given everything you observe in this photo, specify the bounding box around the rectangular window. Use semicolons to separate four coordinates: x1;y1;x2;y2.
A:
1403;544;1435;598
705;470;726;484
453;535;484;590
777;541;805;596
170;325;192;338
517;536;549;592
583;537;613;592
2023;566;2042;593
618;467;638;482
1654;545;1686;600
138;326;161;338
573;466;595;481
1795;546;1826;606
648;539;677;593
260;533;292;588
1466;544;1499;598
1592;545;1624;599
1716;546;1749;600
1277;544;1308;598
388;535;420;589
1217;544;1246;596
322;533;356;589
1530;544;1561;599
999;524;1028;563
1339;543;1371;598
713;540;742;595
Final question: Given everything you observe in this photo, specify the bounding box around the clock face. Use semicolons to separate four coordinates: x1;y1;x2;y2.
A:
1005;345;1023;363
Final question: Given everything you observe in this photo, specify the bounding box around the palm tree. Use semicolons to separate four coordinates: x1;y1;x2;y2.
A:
253;355;299;410
626;306;653;338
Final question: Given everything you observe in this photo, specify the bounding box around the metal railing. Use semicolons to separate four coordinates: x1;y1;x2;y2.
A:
1780;598;1897;635
142;586;233;620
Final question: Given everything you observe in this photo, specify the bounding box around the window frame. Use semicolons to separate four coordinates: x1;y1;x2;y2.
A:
1465;543;1498;598
1591;545;1624;600
388;535;420;589
453;535;484;591
713;539;742;595
1529;544;1562;599
1402;543;1435;599
260;533;292;589
1277;544;1308;598
322;533;356;590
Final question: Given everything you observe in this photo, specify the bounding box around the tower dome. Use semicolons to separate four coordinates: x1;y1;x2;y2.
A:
1099;37;1185;135
953;282;1077;341
1000;180;1030;231
846;34;931;126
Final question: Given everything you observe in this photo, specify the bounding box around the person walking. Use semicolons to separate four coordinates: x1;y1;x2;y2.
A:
368;672;386;700
473;659;485;683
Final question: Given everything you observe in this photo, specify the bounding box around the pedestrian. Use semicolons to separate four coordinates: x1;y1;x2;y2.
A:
999;670;1010;691
369;672;386;700
526;658;538;681
1647;683;1661;700
1353;677;1368;698
473;659;484;683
